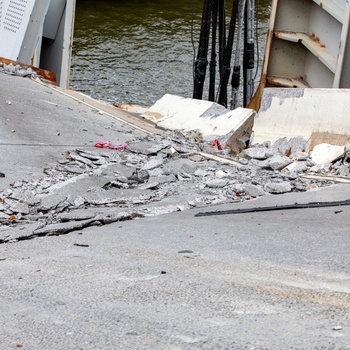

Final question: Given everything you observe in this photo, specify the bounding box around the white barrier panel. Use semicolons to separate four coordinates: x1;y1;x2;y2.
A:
253;88;350;148
0;0;75;88
0;0;50;64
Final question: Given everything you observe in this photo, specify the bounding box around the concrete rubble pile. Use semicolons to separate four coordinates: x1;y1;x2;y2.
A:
1;72;349;242
1;130;344;243
0;62;38;78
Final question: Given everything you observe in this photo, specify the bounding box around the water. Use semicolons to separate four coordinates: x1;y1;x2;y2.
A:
70;0;271;107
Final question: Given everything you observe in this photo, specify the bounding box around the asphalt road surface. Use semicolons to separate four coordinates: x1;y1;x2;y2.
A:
0;73;349;349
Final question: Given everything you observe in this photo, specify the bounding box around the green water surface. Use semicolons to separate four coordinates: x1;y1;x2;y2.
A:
70;0;271;106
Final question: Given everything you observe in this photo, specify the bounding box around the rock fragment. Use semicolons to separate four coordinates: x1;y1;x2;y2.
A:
261;155;293;171
240;147;272;160
264;182;292;194
285;161;308;173
241;184;265;197
128;169;150;183
205;179;228;188
163;159;197;176
141;158;164;171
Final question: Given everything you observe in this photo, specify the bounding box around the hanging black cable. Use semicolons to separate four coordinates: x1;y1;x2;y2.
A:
217;0;239;107
218;0;226;82
243;0;255;107
208;0;219;101
191;0;197;82
230;0;245;110
193;0;213;100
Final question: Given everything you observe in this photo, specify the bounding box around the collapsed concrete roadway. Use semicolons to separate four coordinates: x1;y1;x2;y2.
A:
0;71;349;349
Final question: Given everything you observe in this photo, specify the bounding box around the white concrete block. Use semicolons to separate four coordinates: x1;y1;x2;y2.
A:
142;94;255;139
311;143;345;165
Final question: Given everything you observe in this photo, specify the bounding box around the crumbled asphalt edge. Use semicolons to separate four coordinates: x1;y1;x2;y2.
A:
0;62;39;79
1;132;345;244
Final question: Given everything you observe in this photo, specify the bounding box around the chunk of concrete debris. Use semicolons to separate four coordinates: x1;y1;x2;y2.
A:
285;161;308;173
139;182;159;190
240;147;272;160
68;151;94;166
149;174;176;184
194;168;208;177
128;169;150;183
205;179;228;188
0;198;30;215
335;165;350;177
311;143;345;166
271;137;308;157
142;93;227;124
127;141;168;155
264;182;292;194
141;158;164;171
241;184;265;197
261;155;293;171
292;152;310;161
215;170;229;178
73;196;86;208
163;159;197;176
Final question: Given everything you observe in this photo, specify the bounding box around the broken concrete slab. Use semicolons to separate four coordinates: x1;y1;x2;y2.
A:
58;210;96;222
32;219;102;236
142;93;227;124
36;195;68;213
311;143;345;166
0;223;40;243
33;211;141;236
224;112;255;155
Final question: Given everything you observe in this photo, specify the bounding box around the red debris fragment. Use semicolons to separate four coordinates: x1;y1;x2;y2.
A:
94;141;128;150
109;143;128;150
212;139;223;150
94;141;112;148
